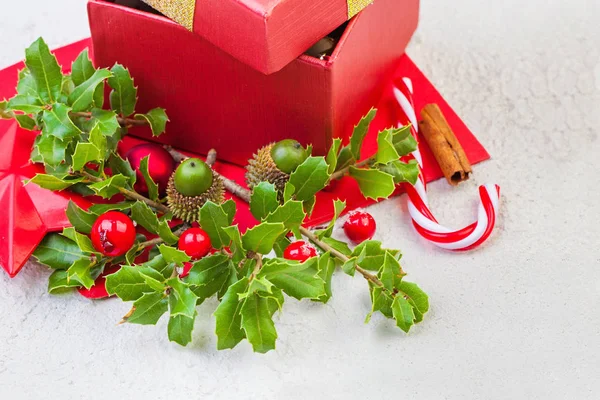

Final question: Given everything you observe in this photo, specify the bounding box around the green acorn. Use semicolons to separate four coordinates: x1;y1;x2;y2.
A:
166;158;225;222
246;139;309;192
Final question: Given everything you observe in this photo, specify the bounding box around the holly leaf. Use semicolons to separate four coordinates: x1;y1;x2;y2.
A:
65;201;96;234
68;68;111;112
222;225;245;263
158;244;191;266
33;233;86;270
350;108;377;160
351;240;387;271
66;258;96;289
88;174;129;199
24;37;62;104
378;252;404;291
326;138;342;174
342;257;357;276
288;156;330;201
242;222;286;254
42;103;82;141
126;292;169;325
89;201;134;215
15;114;37;130
26;174;83;191
375;128;401;165
89;123;107;157
139;156;159;201
61;227;96;253
108;64;137;117
349;166;396;200
72;142;102;171
6;94;43;114
157;220;179;245
199;201;233;249
240;291;281;353
378;159;419;185
60;75;75;99
16;68;38;97
35;135;68;166
47;270;80;294
316;252;335;303
214;278;249;350
135;108;168;137
108;153;137;186
392;295;416;333
335;146;355;172
250;182;279;220
258;257;325;300
105;265;161;301
322;237;352;257
398;281;429;322
185;254;233;300
90;108;120;137
391;125;418;156
71;49;96;86
168;313;195;346
283;182;295;202
167;278;199;319
366;286;394;322
130;201;159;234
317;199;346;239
264;199;306;232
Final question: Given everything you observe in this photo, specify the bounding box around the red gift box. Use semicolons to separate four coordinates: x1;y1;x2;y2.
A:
88;0;419;165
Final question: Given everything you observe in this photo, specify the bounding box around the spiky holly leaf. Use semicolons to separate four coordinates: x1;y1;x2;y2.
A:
168;313;196;346
222;225;245;264
351;240;389;272
89;201;134;215
398;281;429;323
378;159;419;185
24;37;62;104
322;237;352;257
126;292;169;325
199;201;235;249
105;265;164;301
265;199;306;233
349;166;396;200
108;153;137;186
35;134;69;166
375;128;401;165
88;174;129;198
242;222;286;254
250;182;279;220
33;233;86;270
326;138;342;174
185;254;234;300
66;258;96;289
391;125;418;156
90;108;120;137
6;94;43;114
167;278;198;319
61;227;96;253
288;156;330;202
15;114;37;130
378;251;405;291
214;278;249;350
258;257;325;300
26;174;83;191
240;290;282;353
65;200;96;234
16;68;38;97
47;270;81;294
158;244;190;266
349;108;377;161
68;68;111;112
316;252;335;303
108;64;137;117
130;201;160;234
157;220;179;246
72;142;102;171
42;103;82;141
137;155;159;200
135;108;168;137
391;295;416;333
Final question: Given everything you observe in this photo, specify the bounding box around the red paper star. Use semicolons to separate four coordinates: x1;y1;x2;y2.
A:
0;120;90;277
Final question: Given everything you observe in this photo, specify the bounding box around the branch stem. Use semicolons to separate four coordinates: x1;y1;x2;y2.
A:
329;156;375;181
70;111;147;127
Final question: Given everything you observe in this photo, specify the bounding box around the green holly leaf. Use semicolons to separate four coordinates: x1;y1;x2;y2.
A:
366;285;393;322
42;103;82;141
167;277;198;319
240;291;281;353
265;199;306;232
349;166;395;200
66;258;96;289
88;174;128;199
242;222;286;254
326;138;342;174
89;201;134;215
89;108;120;137
322;237;352;257
142;255;175;280
375;128;401;165
316;252;335;303
342;257;357;276
250;182;279;220
108;64;137;117
126;292;169;325
214;278;249;350
157;220;179;245
71;49;96;86
273;235;291;258
158;244;191;266
288;156;330;201
222;225;245;263
258;257;325;300
15;114;37;130
135;108;168;137
351;240;387;271
391;295;416;333
378;159;419;185
199;201;234;249
138;156;159;200
68;68;111;112
26;174;83;191
16;68;38;97
335;146;355;172
398;281;429;322
130;201;160;234
35;134;68;166
60;75;75;99
0;100;12;119
61;227;95;254
378;252;404;291
350;108;377;160
108;153;137;186
391;125;418;156
33;233;86;270
47;269;80;294
167;313;196;346
72;142;102;171
105;265;162;301
283;182;295;202
317;199;346;239
65;201;96;234
6;94;44;114
186;254;234;300
24;37;62;104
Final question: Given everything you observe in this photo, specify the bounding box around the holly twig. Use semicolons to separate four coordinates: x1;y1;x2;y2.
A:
70;111;148;128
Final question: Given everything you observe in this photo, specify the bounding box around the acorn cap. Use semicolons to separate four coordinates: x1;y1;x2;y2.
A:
245;143;290;192
166;170;225;223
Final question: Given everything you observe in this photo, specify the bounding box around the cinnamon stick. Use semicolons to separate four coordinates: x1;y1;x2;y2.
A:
419;104;472;186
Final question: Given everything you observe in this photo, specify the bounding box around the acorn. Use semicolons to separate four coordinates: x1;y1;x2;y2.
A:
246;139;309;192
166;158;225;222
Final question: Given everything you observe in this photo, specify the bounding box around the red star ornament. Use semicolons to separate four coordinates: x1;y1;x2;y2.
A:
0;120;91;277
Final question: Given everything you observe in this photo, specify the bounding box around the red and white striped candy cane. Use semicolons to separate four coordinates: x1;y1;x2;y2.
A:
393;77;500;251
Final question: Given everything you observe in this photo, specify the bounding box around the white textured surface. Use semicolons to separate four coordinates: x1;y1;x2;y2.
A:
1;0;600;399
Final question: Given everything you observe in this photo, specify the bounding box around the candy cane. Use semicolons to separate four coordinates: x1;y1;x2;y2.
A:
393;77;500;251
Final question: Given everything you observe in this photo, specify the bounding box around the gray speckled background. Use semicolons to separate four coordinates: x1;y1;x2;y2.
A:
1;1;599;399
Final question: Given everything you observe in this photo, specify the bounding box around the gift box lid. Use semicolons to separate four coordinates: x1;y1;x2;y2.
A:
140;0;378;74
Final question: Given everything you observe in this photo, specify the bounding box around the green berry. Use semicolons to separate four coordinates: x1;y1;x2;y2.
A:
270;139;308;174
173;158;213;196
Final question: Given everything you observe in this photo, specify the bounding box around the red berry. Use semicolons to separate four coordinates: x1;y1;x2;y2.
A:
180;262;193;278
343;211;376;244
90;211;137;257
178;228;212;260
283;241;318;262
126;143;176;195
